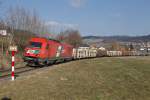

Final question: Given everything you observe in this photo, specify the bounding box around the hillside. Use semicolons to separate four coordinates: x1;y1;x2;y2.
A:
0;57;150;100
83;35;150;43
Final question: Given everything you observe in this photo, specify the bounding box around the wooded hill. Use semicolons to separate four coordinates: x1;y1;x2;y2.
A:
83;35;150;42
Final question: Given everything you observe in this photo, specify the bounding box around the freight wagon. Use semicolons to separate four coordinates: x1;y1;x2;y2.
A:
72;47;97;59
106;51;122;56
106;50;140;57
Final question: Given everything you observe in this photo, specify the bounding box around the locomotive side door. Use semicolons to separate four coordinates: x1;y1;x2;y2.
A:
56;45;62;57
46;43;51;59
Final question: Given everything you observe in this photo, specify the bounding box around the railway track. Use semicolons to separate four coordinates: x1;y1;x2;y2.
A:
0;58;96;81
0;60;72;80
0;66;35;80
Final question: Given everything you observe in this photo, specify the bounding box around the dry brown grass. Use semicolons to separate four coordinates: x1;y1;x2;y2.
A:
0;57;150;100
0;53;25;69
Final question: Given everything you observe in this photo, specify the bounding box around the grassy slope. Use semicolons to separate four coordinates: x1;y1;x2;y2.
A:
0;57;150;100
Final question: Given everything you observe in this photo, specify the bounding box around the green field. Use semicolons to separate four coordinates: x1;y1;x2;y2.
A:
0;57;150;100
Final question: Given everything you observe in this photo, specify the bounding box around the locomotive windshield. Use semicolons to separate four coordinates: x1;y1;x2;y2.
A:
29;42;42;48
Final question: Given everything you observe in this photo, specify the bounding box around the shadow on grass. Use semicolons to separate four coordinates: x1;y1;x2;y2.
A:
1;97;11;100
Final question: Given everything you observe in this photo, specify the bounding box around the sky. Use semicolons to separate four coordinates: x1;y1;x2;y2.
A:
1;0;150;36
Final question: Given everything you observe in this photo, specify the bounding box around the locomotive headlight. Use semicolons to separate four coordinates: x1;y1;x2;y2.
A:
34;50;40;54
26;50;40;54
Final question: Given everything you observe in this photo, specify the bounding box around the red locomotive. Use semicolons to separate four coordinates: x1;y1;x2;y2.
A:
23;37;73;66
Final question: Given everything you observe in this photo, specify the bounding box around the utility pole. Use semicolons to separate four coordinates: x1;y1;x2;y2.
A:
0;30;7;69
2;36;4;69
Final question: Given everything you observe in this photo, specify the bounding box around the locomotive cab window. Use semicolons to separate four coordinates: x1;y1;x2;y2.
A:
29;42;42;48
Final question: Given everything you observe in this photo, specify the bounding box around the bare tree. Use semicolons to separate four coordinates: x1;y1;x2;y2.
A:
57;29;82;47
5;6;48;34
66;30;82;47
110;41;121;51
56;32;67;42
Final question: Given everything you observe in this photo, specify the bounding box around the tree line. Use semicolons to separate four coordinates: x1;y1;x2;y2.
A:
0;5;82;50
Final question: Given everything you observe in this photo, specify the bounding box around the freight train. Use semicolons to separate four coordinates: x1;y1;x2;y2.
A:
23;37;97;66
23;37;148;66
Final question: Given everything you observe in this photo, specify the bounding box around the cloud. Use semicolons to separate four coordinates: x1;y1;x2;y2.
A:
69;0;86;8
45;21;79;33
45;21;78;29
45;21;60;26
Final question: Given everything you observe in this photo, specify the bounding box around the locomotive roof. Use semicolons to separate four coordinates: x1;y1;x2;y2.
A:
48;38;61;43
30;37;72;46
31;37;60;42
